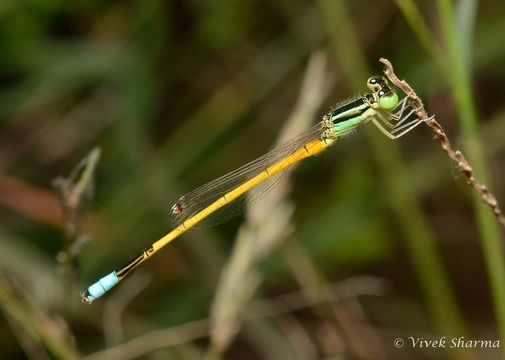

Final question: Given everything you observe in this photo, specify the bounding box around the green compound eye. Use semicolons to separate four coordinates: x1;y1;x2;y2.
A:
378;92;399;110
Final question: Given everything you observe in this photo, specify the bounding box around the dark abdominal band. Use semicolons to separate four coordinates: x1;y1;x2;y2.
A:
331;98;368;124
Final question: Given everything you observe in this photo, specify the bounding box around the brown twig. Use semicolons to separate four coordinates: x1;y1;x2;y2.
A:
380;57;505;229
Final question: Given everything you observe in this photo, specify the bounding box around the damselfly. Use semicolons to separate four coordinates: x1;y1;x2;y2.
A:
81;75;423;303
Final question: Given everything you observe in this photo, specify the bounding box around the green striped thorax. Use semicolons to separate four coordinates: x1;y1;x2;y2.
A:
325;75;399;137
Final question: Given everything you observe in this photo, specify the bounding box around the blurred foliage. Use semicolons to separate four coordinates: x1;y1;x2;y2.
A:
1;0;505;359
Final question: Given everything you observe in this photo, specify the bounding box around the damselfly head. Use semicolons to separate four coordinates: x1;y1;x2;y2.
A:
367;75;387;91
367;75;399;110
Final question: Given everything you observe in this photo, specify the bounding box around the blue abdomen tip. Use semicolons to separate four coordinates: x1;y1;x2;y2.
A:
85;272;119;302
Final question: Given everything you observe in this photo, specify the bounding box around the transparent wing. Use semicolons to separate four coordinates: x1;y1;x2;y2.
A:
170;121;327;229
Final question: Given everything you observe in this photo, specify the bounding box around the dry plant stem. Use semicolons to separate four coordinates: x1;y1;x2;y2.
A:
273;312;318;359
54;147;101;276
380;58;505;229
103;273;151;347
55;147;101;236
5;313;52;360
282;238;387;359
0;277;80;360
207;51;332;359
84;276;385;360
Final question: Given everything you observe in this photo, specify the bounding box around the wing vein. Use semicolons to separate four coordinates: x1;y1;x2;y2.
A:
170;121;328;229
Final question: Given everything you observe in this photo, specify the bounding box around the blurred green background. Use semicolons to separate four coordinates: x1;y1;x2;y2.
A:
1;0;505;359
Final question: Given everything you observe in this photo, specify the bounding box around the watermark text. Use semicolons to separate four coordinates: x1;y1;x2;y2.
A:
393;336;500;349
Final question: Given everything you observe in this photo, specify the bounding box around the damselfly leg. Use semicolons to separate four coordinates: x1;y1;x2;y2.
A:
373;96;411;129
371;97;427;139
